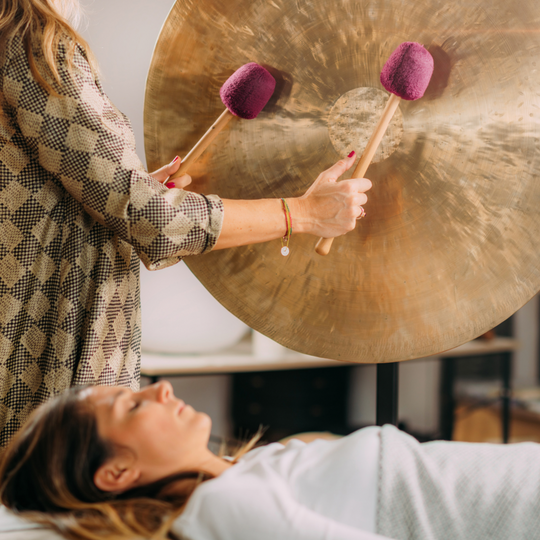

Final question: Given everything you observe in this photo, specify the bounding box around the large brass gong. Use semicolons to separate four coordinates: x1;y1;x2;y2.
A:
144;0;540;363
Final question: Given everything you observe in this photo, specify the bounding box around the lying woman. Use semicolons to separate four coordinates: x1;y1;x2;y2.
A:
1;381;539;540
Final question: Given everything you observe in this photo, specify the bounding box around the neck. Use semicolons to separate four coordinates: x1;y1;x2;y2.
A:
159;451;233;498
198;450;233;477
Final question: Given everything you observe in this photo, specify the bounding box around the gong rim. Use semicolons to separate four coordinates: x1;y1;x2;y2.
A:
144;0;540;363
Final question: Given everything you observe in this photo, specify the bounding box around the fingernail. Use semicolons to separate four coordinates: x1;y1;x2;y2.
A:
166;182;175;189
171;156;180;164
348;151;355;158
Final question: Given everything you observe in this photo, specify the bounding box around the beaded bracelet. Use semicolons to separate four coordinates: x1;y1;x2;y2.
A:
280;198;292;256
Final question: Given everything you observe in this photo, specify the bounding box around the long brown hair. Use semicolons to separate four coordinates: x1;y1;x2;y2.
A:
0;386;260;540
0;0;98;93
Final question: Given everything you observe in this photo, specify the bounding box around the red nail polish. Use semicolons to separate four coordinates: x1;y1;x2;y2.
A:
166;182;175;189
348;151;355;158
172;156;180;164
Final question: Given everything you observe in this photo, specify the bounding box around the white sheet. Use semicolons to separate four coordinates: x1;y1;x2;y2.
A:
0;505;40;532
0;506;62;539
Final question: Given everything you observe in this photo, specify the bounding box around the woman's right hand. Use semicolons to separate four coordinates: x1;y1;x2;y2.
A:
289;152;372;238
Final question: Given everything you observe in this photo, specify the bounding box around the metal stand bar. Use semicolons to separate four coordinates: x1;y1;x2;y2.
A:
376;363;399;426
440;357;455;440
501;352;511;444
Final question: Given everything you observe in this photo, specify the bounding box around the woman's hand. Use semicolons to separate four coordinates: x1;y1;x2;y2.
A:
288;152;372;238
150;156;192;189
214;153;372;251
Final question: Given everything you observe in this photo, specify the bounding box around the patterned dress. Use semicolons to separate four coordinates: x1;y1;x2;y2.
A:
0;35;224;447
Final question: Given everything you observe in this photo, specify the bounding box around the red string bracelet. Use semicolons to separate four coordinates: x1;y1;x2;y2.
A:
280;198;292;256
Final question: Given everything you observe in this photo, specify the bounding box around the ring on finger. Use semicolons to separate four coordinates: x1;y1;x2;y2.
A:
356;206;366;220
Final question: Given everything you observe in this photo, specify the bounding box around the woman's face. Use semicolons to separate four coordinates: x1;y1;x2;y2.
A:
85;381;212;487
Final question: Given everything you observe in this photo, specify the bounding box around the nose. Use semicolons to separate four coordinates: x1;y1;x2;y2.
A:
155;380;173;403
139;380;173;403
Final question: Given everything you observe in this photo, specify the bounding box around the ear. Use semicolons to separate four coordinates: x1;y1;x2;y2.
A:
94;457;141;493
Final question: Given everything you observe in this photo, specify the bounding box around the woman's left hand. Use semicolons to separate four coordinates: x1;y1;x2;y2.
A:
150;156;192;189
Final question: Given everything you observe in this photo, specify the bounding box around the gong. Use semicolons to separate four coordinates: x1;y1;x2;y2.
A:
144;0;540;363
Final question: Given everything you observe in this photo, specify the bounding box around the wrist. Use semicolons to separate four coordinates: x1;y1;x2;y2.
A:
285;197;312;235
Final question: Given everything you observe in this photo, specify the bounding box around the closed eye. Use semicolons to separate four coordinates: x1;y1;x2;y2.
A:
130;400;141;411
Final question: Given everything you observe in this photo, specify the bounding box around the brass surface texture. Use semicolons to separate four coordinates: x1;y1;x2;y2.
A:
144;0;540;363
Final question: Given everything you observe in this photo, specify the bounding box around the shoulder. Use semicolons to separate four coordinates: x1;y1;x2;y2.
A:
0;35;31;111
2;31;94;92
183;445;298;511
193;445;289;494
174;462;300;540
237;441;291;463
0;34;26;75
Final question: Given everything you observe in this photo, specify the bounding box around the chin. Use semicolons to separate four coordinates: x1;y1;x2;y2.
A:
197;410;212;425
194;410;212;434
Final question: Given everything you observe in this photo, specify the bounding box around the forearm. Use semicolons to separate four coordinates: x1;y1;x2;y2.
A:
206;153;370;251
213;197;310;250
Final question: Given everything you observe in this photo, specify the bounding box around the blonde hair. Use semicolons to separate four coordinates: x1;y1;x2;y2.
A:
0;387;262;540
0;0;98;94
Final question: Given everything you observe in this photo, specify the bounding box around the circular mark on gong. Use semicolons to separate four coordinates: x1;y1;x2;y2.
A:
328;87;404;163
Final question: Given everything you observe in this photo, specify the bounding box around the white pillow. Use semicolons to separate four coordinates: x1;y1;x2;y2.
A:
0;505;40;532
1;532;62;540
0;506;62;538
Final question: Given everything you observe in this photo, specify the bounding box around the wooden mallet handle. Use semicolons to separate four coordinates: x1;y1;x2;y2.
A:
169;109;235;180
315;93;401;256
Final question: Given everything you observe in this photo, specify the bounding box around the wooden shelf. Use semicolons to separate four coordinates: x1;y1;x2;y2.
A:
141;336;344;377
141;336;520;378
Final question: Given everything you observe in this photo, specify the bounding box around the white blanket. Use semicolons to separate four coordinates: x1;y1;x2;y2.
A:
377;425;540;540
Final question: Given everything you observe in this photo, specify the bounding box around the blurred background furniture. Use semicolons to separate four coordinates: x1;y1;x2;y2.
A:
439;337;519;443
141;328;520;443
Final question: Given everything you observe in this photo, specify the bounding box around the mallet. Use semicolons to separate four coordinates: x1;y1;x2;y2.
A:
315;42;434;256
170;62;276;180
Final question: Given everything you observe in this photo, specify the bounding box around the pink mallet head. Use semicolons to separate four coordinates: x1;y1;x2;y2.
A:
380;42;434;101
219;63;276;120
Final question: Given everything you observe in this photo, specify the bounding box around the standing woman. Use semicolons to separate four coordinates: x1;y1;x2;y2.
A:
0;0;371;448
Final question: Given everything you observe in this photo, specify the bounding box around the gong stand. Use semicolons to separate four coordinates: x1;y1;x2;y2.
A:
376;363;399;426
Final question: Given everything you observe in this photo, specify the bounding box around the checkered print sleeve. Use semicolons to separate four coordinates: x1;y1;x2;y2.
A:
2;39;224;270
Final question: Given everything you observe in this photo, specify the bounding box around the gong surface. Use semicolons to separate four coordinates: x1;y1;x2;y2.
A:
144;0;540;363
